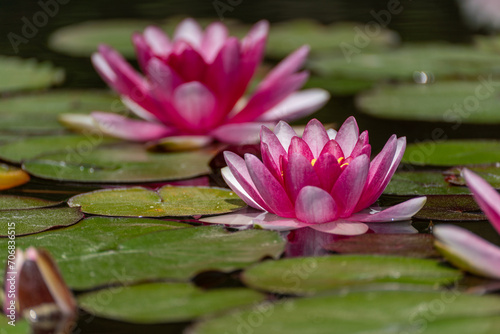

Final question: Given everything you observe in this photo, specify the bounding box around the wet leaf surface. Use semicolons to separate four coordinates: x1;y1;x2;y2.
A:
414;195;485;221
78;282;265;324
241;255;461;295
445;165;500;189
68;186;246;217
0;195;60;210
384;171;470;196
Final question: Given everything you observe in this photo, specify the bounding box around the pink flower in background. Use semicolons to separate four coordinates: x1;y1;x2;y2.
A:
90;18;329;144
434;169;500;279
203;117;426;235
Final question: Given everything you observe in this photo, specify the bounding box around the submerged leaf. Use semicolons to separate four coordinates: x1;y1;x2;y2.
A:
415;195;485;221
68;186;246;217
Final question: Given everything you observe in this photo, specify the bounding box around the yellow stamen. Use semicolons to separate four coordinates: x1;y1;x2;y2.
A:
311;158;317;166
340;162;349;168
337;157;345;164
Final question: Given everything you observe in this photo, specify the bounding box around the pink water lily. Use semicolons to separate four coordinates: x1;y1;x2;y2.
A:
89;18;329;144
202;117;426;235
434;169;500;279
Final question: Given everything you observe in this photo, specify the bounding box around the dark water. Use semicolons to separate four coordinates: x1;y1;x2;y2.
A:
1;1;500;333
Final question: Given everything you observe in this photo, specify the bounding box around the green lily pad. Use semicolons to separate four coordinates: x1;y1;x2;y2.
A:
0;90;124;135
444;165;500;189
22;143;215;183
309;44;500;82
68;186;245;217
265;20;399;59
78;282;265;324
0;316;30;333
414;195;485;221
402;140;500;166
384;171;470;196
0;195;59;210
0;135;118;164
0;219;285;290
0;56;64;93
325;234;439;258
357;81;500;123
242;255;461;295
190;290;500;334
0;207;83;237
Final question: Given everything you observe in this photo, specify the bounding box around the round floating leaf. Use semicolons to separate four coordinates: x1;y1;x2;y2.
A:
0;56;64;93
0;90;124;135
0;220;285;290
0;195;59;210
0;207;83;236
445;165;500;189
357;81;500;123
325;234;439;258
265;20;399;58
23;143;216;183
68;186;246;217
78;282;265;324
402;140;500;166
0;135;117;164
309;44;500;82
0;164;29;190
242;255;461;295
384;171;470;196
415;195;485;221
190;291;500;334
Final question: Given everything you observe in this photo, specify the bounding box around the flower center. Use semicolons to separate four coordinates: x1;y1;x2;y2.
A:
311;158;317;166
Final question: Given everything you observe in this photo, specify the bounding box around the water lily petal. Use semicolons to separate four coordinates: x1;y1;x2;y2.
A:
302;119;330;158
173;18;203;48
327;128;337;140
310;221;369;235
168;42;208;82
260;125;287;166
201;21;229;63
273;120;297;151
288;137;314;162
284;154;321;202
349;197;427;222
146;58;183;99
91;112;176;141
173;81;217;131
144;26;171;56
332;154;370;217
434;224;500;279
223;152;271;211
211;122;273;144
245;153;295;217
257;89;330;122
295;186;337;224
132;33;153;73
335;116;360;157
313;152;341;193
350;131;370;158
464;169;500;234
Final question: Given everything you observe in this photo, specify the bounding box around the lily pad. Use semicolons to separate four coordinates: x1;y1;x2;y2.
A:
0;135;117;164
78;282;265;324
265;20;399;59
309;44;500;82
22;143;215;183
0;219;285;290
190;291;500;334
0;195;59;210
0;56;64;93
402;140;500;166
0;316;30;333
242;255;461;295
444;165;500;189
68;186;245;217
0;90;124;135
0;207;83;237
384;171;470;196
325;234;439;258
0;164;29;190
414;195;485;221
357;81;500;123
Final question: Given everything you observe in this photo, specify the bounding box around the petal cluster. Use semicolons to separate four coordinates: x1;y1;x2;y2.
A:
89;18;329;144
434;169;500;279
218;117;426;235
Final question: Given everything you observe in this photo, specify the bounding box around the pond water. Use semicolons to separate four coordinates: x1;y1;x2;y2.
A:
1;0;500;333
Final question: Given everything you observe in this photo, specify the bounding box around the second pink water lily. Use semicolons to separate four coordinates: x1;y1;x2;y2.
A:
89;18;329;144
202;117;426;235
